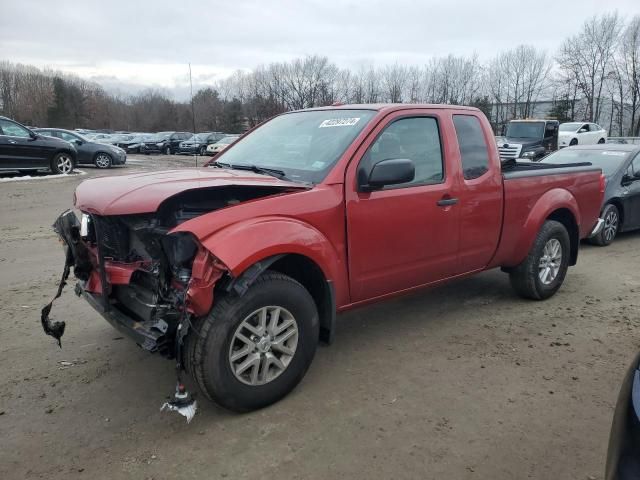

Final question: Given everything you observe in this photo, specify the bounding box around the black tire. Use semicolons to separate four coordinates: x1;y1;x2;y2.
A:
589;204;619;246
51;152;74;174
199;146;206;155
569;138;578;146
186;271;319;412
94;152;112;169
598;138;606;144
164;145;171;155
509;220;571;300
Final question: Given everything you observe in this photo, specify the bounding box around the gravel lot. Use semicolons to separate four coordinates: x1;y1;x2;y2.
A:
1;154;639;480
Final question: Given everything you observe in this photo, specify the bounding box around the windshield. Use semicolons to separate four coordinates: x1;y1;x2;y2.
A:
559;123;582;132
219;136;239;144
213;109;376;183
506;122;545;139
193;133;210;141
147;133;170;142
542;149;630;176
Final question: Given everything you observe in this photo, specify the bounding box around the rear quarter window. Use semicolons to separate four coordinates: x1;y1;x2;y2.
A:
453;115;490;180
453;115;489;180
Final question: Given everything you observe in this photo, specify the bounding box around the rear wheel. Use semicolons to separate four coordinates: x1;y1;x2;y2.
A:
187;271;319;412
51;152;74;174
509;220;570;300
94;153;112;169
589;204;619;246
598;138;606;144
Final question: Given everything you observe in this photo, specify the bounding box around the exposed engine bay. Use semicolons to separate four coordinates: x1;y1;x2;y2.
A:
42;185;294;355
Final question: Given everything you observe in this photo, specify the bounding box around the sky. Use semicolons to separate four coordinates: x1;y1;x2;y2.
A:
2;0;639;100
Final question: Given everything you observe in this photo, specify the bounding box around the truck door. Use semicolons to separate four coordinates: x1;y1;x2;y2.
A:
345;111;461;302
451;114;503;274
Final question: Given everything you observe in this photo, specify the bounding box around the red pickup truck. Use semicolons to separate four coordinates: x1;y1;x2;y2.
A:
46;104;604;414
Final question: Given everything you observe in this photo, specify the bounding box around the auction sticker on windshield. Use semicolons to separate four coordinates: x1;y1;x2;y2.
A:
319;118;360;128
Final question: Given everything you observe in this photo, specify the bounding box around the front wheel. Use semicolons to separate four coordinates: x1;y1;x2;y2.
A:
94;153;112;169
51;152;74;174
570;138;578;146
509;220;570;300
164;145;171;155
598;138;606;144
589;204;619;246
199;146;207;155
187;271;319;412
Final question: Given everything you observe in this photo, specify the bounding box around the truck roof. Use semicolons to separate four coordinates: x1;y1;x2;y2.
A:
293;103;482;114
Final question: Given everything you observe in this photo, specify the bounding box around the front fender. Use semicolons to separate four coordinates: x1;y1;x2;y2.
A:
509;188;580;266
190;216;345;289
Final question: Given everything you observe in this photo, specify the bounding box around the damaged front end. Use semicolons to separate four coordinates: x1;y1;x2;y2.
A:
42;184;296;421
44;209;225;355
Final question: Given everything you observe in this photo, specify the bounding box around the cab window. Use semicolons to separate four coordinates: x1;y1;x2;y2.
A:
453;115;490;180
360;116;444;188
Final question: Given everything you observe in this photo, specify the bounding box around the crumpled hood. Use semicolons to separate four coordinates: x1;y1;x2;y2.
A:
74;168;308;215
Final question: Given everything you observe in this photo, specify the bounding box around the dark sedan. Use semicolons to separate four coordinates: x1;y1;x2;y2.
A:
0;116;76;174
35;128;126;168
541;144;640;245
178;132;226;155
141;131;192;154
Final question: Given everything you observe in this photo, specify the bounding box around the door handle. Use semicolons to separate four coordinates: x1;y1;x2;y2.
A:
8;139;17;144
437;196;459;207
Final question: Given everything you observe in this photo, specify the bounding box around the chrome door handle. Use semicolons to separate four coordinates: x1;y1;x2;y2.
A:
8;139;17;144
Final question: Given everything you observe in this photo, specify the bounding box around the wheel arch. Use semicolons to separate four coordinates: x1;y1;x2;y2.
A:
505;189;581;267
546;208;579;266
606;198;624;229
223;253;336;344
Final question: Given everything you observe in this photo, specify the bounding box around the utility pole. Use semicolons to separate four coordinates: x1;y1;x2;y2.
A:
189;63;197;167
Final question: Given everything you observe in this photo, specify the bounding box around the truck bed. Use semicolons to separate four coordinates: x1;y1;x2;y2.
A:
490;161;603;268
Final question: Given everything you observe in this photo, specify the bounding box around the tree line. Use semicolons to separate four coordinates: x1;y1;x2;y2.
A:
1;12;638;136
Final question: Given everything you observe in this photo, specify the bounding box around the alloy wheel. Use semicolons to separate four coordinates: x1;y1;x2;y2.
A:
603;210;619;242
95;154;111;168
538;238;562;285
56;154;73;174
228;306;299;386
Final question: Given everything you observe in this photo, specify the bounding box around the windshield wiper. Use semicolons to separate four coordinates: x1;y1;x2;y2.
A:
215;161;288;180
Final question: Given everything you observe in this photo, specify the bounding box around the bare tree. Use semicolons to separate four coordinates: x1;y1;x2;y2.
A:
558;13;623;122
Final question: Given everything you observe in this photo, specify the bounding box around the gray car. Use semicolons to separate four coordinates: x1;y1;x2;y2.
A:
541;144;640;246
35;128;126;169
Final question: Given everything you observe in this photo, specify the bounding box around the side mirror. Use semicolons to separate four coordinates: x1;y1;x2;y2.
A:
622;173;637;186
29;131;38;140
74;139;83;145
360;158;415;191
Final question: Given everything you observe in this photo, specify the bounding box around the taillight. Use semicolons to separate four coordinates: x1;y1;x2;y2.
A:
600;174;606;194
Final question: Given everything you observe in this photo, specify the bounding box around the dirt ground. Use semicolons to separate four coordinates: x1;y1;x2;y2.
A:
1;155;639;480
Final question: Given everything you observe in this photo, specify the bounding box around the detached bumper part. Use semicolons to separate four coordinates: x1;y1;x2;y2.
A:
589;218;605;238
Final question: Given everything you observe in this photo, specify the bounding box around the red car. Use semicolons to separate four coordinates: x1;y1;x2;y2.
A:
45;104;605;414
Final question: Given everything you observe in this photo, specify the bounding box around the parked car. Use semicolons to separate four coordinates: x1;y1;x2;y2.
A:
102;133;135;147
178;132;227;155
46;104;604;416
558;122;607;147
206;135;239;155
496;119;559;161
86;133;113;143
117;134;151;154
141;131;192;154
605;349;640;480
0;116;76;174
541;144;640;246
35;128;126;169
